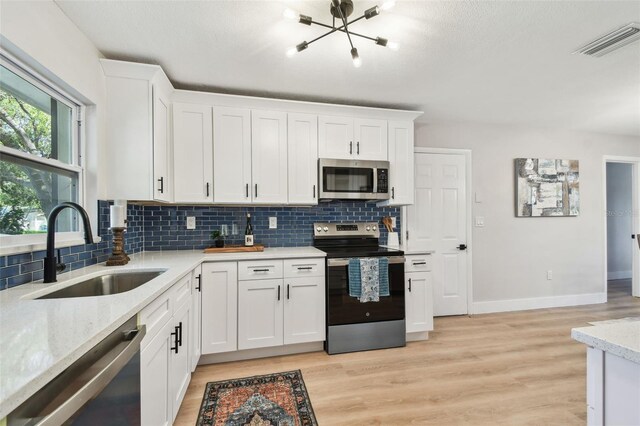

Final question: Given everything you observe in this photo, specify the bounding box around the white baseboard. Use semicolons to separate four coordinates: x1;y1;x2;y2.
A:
406;331;429;342
608;270;632;280
471;292;607;315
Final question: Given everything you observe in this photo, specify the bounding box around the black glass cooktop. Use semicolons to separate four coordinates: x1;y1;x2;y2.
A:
314;245;404;259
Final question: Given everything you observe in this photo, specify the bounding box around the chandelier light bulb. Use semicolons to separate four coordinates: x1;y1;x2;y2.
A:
283;8;297;20
380;0;396;11
387;41;400;50
351;48;362;68
286;47;298;57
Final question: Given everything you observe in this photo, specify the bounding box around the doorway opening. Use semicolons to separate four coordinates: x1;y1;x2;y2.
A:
604;157;640;300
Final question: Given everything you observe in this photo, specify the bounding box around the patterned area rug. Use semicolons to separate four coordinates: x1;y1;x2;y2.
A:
196;370;317;426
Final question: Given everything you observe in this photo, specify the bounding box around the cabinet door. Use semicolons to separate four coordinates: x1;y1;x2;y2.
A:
354;118;387;161
169;300;191;423
251;110;288;203
141;321;172;426
238;279;284;350
153;87;172;202
173;103;213;203
405;272;434;333
283;277;325;344
318;115;354;159
213;107;252;203
201;262;238;354
386;121;414;205
191;265;202;372
288;113;318;204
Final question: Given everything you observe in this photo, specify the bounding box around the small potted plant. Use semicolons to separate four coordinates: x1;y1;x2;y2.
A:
211;230;225;248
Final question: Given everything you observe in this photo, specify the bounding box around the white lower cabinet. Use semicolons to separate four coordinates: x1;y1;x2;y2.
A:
238;278;284;350
405;255;434;334
283;276;325;344
201;262;238;354
140;272;194;426
191;264;202;371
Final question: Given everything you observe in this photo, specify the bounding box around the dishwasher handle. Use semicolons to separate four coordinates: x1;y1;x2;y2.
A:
36;324;146;426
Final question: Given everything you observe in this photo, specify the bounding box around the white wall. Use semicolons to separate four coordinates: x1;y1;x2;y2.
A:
0;0;106;236
606;163;633;280
415;123;640;310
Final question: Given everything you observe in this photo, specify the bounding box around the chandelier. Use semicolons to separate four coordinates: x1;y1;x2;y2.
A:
284;0;398;68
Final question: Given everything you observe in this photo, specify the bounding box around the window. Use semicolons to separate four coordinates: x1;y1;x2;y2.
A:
0;56;83;240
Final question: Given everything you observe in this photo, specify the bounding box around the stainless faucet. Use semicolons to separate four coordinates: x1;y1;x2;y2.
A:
44;202;94;283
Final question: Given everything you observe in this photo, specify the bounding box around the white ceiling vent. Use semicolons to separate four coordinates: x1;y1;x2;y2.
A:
574;22;640;57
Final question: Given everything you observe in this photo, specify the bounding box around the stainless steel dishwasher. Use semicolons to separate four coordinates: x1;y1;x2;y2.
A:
8;316;145;426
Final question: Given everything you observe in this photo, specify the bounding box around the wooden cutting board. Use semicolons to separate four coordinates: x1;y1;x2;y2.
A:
203;244;265;253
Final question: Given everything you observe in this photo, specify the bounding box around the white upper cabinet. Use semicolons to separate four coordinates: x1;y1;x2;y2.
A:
318;115;354;159
173;103;213;203
251;110;288;204
319;115;387;161
381;121;414;206
213;107;252;204
354;118;388;161
101;59;173;202
287;113;318;204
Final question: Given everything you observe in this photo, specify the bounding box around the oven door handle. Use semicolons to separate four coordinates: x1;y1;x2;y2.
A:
327;256;405;267
33;324;146;426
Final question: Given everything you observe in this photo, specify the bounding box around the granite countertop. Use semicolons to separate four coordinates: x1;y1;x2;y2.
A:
571;321;640;364
0;247;325;419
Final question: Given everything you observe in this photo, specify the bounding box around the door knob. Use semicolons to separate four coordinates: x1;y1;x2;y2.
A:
457;244;467;251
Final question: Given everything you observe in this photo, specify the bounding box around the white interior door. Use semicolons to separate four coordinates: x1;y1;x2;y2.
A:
407;152;468;316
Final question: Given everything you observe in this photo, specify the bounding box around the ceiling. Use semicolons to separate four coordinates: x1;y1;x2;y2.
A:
55;0;640;136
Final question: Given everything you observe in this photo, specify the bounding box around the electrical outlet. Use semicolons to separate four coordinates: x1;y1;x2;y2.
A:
547;270;553;280
186;216;196;230
391;217;397;228
475;216;485;227
269;216;277;229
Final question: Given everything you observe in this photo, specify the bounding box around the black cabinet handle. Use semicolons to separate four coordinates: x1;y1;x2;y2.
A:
246;183;249;198
287;284;290;300
392;187;395;199
195;274;201;292
206;182;210;197
157;177;164;194
170;326;179;353
277;285;281;301
408;278;412;292
255;183;258;198
357;141;360;155
177;322;183;347
297;266;313;270
313;184;316;198
412;261;427;266
349;141;353;154
253;268;270;273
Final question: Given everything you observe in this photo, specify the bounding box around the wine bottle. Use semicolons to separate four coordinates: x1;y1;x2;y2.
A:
244;213;254;247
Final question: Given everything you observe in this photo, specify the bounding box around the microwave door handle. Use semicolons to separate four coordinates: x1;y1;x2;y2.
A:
373;168;378;194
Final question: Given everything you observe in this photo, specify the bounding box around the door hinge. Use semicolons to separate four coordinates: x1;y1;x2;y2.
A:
406;230;409;240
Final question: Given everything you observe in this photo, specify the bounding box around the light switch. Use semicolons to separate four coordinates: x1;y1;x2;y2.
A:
475;216;485;227
269;217;277;229
186;216;196;230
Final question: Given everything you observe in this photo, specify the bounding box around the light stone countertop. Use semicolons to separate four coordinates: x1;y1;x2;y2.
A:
571;321;640;364
0;247;325;419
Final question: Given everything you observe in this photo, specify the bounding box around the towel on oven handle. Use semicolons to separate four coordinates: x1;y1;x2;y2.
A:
348;257;390;301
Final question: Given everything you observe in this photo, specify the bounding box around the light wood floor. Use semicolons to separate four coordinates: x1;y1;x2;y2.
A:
175;280;639;425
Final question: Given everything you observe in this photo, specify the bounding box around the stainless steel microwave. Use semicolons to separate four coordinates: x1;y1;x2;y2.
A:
318;158;390;201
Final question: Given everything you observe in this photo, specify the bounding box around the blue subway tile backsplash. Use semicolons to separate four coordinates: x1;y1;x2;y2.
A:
0;200;399;290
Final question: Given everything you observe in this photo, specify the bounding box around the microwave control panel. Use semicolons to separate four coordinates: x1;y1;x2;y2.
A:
377;169;389;193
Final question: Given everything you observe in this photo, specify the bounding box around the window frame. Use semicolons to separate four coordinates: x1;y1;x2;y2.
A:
0;52;87;254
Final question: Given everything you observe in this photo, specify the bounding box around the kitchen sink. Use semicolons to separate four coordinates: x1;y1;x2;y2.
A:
36;271;165;299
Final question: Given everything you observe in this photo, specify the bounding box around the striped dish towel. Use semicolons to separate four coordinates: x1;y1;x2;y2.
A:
348;258;390;301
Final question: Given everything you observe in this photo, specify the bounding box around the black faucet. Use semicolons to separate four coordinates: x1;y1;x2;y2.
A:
44;202;94;283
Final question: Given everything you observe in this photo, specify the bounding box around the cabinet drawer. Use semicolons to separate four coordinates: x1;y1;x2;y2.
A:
238;260;284;281
139;289;173;348
405;255;432;272
284;258;325;278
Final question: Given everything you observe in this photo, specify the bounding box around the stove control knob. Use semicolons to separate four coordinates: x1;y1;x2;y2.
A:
372;226;377;231
366;226;371;231
323;226;329;232
316;226;322;232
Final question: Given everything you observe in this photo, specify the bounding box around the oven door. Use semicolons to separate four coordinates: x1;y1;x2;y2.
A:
326;256;405;326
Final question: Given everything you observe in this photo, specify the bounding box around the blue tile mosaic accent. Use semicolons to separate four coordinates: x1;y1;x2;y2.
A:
0;201;145;290
0;200;399;289
143;201;400;251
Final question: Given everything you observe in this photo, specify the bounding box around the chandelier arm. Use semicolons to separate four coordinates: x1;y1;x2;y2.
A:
311;14;366;32
312;20;378;42
333;1;355;49
306;28;341;46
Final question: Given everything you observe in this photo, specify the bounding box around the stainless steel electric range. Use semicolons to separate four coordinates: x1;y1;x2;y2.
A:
313;222;406;354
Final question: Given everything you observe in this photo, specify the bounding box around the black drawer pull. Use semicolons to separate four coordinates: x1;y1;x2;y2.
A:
408;278;412;292
287;284;290;300
253;268;270;272
297;266;313;270
277;285;281;301
177;321;183;347
412;261;427;265
170;327;179;353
